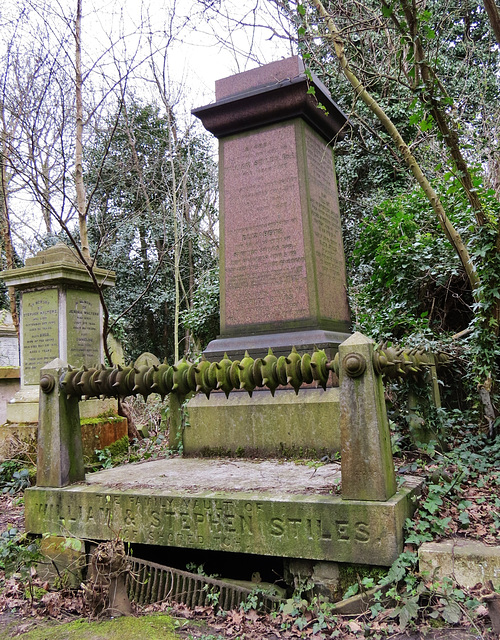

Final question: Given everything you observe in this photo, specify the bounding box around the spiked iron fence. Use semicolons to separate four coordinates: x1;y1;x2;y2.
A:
50;345;448;403
36;333;448;492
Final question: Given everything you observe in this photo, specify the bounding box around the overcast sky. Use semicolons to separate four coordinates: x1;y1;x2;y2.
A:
83;0;294;107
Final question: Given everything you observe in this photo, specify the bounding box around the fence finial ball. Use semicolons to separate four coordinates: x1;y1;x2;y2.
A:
40;373;56;394
342;352;367;378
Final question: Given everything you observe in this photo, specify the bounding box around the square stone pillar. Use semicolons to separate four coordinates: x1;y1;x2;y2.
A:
193;56;351;361
185;57;351;457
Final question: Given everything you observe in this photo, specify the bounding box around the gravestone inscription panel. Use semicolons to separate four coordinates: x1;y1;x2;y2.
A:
23;289;59;385
0;338;19;367
66;289;101;366
304;127;350;323
223;124;308;328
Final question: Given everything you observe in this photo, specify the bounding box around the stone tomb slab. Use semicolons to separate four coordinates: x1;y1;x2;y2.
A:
25;458;421;566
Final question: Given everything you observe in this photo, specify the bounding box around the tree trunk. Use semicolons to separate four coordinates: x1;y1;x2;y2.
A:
75;0;90;262
0;134;19;336
307;0;480;295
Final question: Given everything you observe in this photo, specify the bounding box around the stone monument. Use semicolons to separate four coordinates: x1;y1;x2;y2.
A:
0;244;124;458
186;57;351;456
0;311;20;424
193;55;351;361
0;310;19;367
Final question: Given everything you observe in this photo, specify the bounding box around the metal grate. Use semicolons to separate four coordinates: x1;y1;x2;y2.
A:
126;556;283;612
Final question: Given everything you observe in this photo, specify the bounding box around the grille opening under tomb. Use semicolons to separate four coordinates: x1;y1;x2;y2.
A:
126;543;287;587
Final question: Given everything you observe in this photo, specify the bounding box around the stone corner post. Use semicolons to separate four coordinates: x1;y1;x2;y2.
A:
37;358;84;487
338;332;397;501
168;392;185;451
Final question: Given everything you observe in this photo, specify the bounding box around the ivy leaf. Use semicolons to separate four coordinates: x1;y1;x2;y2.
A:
442;601;461;624
399;599;419;629
458;510;470;526
297;3;306;16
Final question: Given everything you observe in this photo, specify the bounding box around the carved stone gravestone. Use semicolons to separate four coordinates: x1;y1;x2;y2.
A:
193;55;351;361
186;57;351;456
0;311;20;424
0;244;123;458
0;310;19;367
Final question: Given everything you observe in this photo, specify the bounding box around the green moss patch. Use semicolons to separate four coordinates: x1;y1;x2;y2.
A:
106;435;129;457
13;614;179;640
80;414;122;426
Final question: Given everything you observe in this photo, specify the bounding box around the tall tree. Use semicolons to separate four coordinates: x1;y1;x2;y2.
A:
270;0;500;429
85;101;218;361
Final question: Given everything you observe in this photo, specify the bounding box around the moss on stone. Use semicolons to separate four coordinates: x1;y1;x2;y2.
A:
80;414;122;426
338;563;386;596
10;614;178;639
106;435;129;457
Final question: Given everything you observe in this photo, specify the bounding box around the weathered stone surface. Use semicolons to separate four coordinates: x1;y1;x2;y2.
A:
217;120;349;339
185;388;340;457
0;310;19;367
419;540;500;588
38;535;86;588
37;359;84;487
5;396;117;425
0;367;20;425
86;457;342;494
66;289;101;367
22;289;60;385
80;417;128;456
24;460;421;566
338;333;396;501
215;55;306;101
1;243;115;289
0;244;118;454
194;57;351;361
195;56;347;144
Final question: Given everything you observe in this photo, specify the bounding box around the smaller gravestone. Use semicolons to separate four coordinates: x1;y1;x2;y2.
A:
0;310;19;367
0;244;122;459
0;311;20;424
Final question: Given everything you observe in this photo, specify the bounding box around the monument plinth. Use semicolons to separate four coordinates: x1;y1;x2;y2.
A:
0;244;121;458
185;57;351;457
193;56;351;361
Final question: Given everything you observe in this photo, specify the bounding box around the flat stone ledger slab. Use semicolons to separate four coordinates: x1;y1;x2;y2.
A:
185;388;340;457
194;56;351;360
24;459;421;566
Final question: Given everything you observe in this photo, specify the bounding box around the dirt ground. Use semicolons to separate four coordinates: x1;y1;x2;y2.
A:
0;494;25;533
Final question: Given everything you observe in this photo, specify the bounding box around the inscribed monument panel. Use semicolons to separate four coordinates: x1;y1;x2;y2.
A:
66;289;101;367
23;289;59;385
223;124;309;328
304;127;350;323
